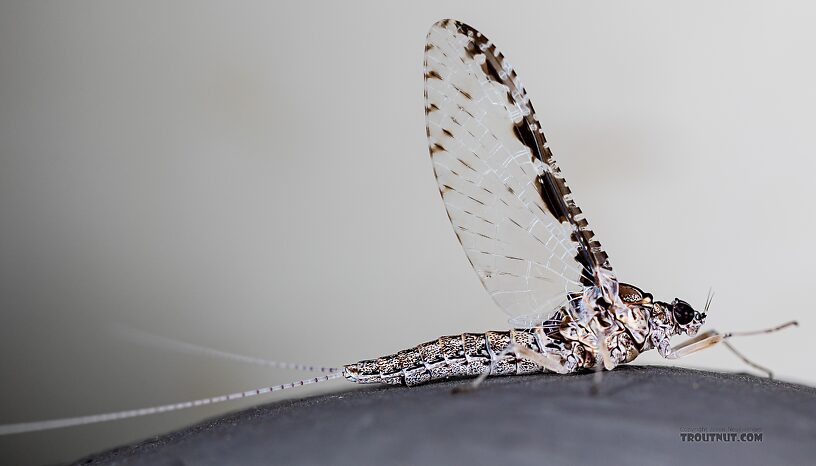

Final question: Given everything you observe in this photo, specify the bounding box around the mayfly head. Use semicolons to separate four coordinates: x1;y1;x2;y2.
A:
669;298;707;336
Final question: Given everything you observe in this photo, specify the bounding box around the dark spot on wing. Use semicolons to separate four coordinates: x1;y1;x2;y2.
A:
456;86;473;100
442;128;454;138
467;195;485;206
427;70;443;80
463;37;478;59
464;210;495;225
458;225;491;241
537;165;570;223
456;104;475;119
458;158;475;171
430;143;446;154
575;217;589;229
574;245;594;287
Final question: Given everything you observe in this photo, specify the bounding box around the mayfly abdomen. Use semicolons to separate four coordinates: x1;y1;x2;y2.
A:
343;329;554;386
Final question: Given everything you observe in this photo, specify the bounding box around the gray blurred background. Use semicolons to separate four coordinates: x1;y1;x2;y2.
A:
1;1;814;464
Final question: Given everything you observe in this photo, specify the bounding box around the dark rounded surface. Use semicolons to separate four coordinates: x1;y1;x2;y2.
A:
672;299;695;325
75;366;816;466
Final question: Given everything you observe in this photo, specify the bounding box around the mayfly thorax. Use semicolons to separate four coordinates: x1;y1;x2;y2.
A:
0;18;797;436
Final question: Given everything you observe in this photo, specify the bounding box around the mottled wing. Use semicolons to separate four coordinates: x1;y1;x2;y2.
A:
424;20;614;327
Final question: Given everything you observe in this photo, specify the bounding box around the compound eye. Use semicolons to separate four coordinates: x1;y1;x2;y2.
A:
672;300;695;325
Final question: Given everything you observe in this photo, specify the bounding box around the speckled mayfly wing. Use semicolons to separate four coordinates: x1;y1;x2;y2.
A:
424;19;615;327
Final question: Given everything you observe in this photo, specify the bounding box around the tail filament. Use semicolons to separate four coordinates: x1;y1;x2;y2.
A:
0;372;343;435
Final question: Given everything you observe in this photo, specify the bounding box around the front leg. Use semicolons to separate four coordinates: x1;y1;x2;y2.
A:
659;321;798;378
663;331;723;360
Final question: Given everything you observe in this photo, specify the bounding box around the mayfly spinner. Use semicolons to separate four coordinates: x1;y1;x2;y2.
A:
0;19;797;436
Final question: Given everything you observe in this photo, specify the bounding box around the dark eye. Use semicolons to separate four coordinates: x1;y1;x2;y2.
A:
672;300;695;325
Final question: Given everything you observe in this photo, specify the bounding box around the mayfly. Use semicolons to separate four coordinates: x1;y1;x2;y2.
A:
0;19;797;436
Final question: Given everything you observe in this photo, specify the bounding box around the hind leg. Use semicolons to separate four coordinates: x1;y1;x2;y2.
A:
453;345;568;393
589;320;615;395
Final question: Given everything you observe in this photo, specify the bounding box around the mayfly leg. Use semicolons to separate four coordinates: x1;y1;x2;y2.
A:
720;340;773;377
665;330;771;375
664;320;798;378
589;320;614;395
453;344;568;394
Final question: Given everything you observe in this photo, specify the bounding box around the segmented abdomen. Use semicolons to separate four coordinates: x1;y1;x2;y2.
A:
343;329;551;386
